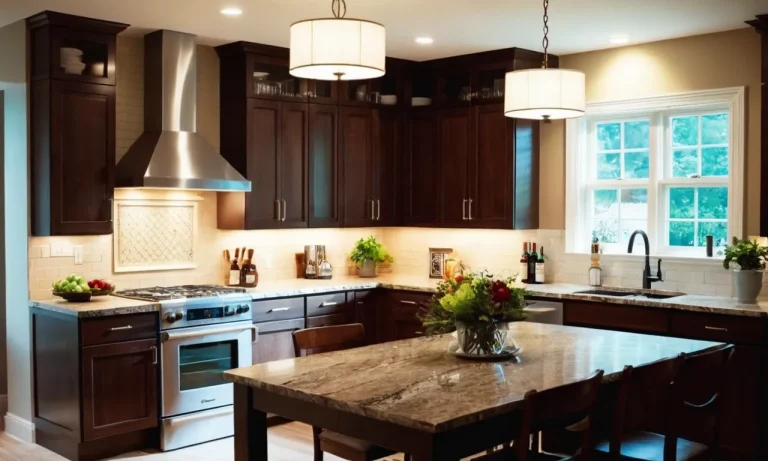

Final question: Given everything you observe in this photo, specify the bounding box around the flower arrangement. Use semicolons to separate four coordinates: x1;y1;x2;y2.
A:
349;236;394;266
420;271;527;354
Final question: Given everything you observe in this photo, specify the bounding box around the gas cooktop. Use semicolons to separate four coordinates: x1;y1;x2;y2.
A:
114;285;247;302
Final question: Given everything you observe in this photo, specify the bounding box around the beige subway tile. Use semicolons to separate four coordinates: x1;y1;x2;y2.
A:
30;288;53;300
83;253;102;263
29;246;42;259
31;258;51;268
49;257;75;267
29;267;46;280
44;267;59;278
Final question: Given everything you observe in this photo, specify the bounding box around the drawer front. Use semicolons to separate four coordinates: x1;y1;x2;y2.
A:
252;297;305;322
81;313;158;347
306;293;347;317
306;313;350;328
389;291;430;312
669;311;764;346
564;301;668;334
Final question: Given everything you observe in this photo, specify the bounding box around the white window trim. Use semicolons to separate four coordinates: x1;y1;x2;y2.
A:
565;87;745;259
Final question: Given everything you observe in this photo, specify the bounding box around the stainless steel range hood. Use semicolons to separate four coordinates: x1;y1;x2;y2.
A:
116;30;251;191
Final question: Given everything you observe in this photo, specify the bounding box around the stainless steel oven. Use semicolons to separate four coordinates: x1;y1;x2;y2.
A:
160;320;256;450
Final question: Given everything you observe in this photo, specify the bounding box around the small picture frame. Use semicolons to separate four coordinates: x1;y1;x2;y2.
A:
429;248;453;279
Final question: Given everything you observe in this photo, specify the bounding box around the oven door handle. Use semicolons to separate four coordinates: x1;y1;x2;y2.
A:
162;325;258;342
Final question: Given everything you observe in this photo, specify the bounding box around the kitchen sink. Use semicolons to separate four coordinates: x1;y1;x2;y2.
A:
636;293;685;300
574;289;636;297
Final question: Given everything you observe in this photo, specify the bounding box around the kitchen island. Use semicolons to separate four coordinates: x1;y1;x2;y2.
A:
224;322;721;461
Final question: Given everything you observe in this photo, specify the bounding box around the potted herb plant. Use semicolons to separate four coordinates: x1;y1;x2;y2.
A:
420;272;527;357
349;236;393;278
722;237;768;303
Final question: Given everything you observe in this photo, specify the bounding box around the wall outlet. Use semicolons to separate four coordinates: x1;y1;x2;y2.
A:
74;245;83;265
51;242;64;257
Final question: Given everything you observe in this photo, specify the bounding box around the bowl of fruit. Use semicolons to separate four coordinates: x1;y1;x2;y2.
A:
88;279;115;296
53;274;93;302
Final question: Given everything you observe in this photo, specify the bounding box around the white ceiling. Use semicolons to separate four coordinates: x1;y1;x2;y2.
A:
1;0;767;60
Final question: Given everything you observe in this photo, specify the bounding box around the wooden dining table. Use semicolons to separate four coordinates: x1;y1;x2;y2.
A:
223;322;721;461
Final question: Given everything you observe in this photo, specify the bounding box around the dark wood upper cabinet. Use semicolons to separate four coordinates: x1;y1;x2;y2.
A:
81;338;158;441
374;109;403;226
309;104;341;228
403;111;440;226
438;107;474;226
341;106;376;227
279;102;310;228
28;12;127;236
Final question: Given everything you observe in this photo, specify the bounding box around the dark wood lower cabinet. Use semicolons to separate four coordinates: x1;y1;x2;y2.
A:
31;308;159;461
560;300;763;459
81;339;158;441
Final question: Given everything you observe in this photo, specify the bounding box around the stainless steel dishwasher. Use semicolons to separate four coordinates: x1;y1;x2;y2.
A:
523;300;563;325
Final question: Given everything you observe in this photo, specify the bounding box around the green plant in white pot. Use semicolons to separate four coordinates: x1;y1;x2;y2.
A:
722;237;768;303
350;236;393;278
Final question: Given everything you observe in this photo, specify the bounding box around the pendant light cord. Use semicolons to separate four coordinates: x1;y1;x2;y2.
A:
331;0;347;18
541;0;549;69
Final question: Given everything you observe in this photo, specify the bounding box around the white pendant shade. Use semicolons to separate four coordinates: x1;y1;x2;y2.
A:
504;68;586;120
290;18;386;81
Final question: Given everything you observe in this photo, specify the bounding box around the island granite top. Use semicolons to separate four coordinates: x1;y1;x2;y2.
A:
224;321;721;433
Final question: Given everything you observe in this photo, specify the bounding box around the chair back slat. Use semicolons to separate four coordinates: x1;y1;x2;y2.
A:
292;323;366;357
515;370;604;461
676;344;735;447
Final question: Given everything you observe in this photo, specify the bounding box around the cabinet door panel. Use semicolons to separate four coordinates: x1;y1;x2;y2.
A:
512;118;539;229
82;338;158;441
244;99;281;229
280;102;309;228
341;107;375;227
376;110;402;226
439;108;473;226
50;80;114;235
309;104;341;227
473;103;513;228
251;319;305;364
403;112;439;226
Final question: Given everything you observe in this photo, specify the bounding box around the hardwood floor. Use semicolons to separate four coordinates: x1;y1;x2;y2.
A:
0;423;407;461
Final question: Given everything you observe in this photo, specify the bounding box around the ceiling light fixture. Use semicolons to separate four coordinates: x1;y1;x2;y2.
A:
290;0;386;81
220;7;243;16
415;37;434;45
609;35;630;45
504;0;585;122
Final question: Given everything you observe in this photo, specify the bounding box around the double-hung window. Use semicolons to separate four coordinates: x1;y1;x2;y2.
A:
566;88;744;257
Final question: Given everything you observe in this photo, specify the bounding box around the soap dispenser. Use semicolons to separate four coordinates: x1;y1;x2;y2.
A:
588;238;603;287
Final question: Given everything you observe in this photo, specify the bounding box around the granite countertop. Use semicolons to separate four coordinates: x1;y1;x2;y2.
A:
247;276;768;318
224;321;720;433
28;276;768;318
29;296;160;318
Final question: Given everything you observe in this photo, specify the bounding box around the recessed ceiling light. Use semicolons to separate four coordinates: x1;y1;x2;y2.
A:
221;7;243;16
609;35;630;45
415;37;434;45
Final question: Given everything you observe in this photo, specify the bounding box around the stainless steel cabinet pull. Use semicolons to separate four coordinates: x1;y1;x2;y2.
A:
320;301;338;307
356;301;364;305
376;200;381;221
150;346;157;365
275;200;281;221
462;199;468;220
468;198;473;221
370;200;375;220
269;307;291;312
110;325;133;331
704;326;728;332
400;300;417;305
281;200;287;222
108;197;114;222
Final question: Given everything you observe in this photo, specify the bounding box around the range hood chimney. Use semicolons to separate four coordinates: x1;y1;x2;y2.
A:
116;30;251;191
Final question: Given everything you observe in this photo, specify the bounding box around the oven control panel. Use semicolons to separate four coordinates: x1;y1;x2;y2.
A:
161;299;253;329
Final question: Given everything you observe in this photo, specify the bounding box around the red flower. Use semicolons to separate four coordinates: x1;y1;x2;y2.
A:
492;286;510;302
455;275;464;284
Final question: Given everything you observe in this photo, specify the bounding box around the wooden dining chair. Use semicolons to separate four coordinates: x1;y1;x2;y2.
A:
292;324;411;461
476;369;605;461
595;345;734;461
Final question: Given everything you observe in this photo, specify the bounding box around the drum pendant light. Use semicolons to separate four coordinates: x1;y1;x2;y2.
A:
504;0;585;121
290;0;386;81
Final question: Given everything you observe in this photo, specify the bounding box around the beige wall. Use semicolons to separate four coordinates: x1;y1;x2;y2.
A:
539;28;762;234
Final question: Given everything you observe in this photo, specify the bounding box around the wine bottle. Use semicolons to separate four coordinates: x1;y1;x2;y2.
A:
535;246;545;284
519;242;529;283
527;243;538;284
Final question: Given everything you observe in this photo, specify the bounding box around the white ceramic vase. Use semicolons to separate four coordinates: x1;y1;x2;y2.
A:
732;269;764;304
